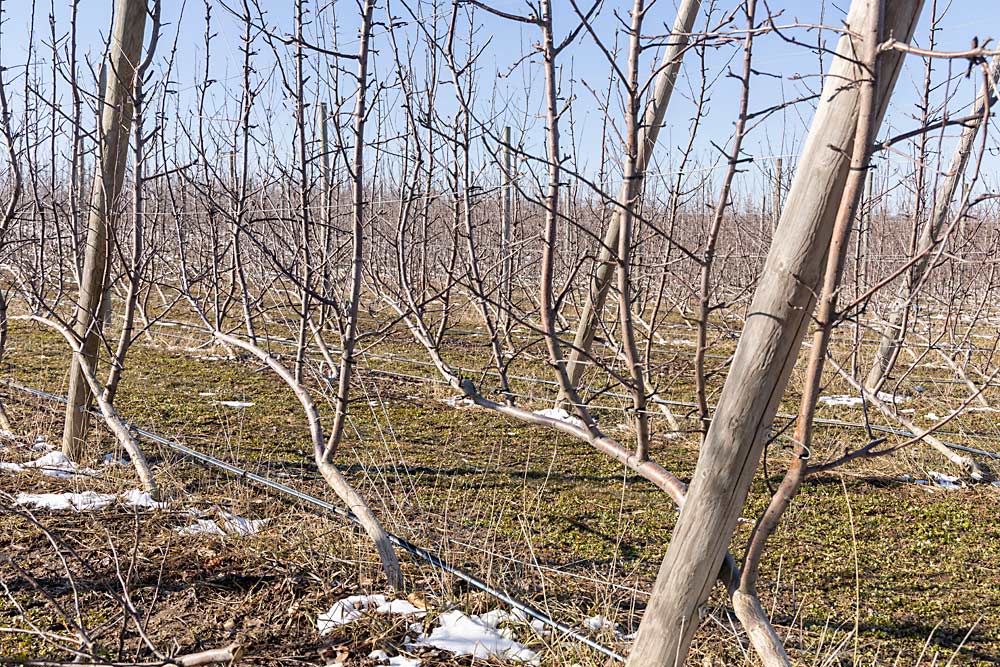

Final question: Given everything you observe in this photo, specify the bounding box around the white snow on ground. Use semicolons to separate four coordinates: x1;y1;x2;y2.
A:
15;491;117;511
13;489;171;512
317;595;425;634
102;452;132;467
175;519;227;536
817;395;864;407
410;609;539;664
369;650;421;666
316;596;539;663
174;510;270;537
121;489;169;509
0;430;16;440
21;451;100;479
444;395;475;408
924;413;940;421
533;407;585;429
0;461;24;472
927;471;962;490
818;392;909;408
219;510;269;536
31;436;54;452
215;400;255;408
582;615;619;634
900;472;965;490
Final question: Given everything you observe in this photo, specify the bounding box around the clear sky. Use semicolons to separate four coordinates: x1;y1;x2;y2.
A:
0;1;997;205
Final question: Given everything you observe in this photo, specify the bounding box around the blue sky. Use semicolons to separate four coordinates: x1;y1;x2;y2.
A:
0;1;997;204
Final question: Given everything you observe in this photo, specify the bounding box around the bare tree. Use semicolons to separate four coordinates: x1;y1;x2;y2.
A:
626;2;924;664
562;0;701;395
865;54;1000;395
62;0;150;459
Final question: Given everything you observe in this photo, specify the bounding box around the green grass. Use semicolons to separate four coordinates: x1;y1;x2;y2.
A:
1;318;998;665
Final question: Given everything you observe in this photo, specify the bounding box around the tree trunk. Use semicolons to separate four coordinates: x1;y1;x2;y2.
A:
562;0;701;394
62;0;148;459
625;2;923;664
865;54;1000;393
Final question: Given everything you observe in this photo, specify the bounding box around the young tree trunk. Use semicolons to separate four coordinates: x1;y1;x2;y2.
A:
561;0;701;394
625;2;923;664
0;58;22;432
213;331;402;590
62;0;148;459
865;54;1000;393
106;1;160;406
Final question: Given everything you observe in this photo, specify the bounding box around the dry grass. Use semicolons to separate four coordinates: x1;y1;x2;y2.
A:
1;318;998;665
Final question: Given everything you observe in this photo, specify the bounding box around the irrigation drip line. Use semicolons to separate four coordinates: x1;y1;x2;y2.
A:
1;380;627;663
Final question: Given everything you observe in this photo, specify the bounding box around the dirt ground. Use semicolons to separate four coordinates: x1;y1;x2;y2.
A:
2;320;999;665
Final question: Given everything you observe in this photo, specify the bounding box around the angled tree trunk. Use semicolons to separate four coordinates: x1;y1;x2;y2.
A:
865;54;1000;393
63;0;148;458
625;1;923;664
562;0;701;393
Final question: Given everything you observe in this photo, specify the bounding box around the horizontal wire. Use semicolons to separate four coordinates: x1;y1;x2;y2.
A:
1;379;628;663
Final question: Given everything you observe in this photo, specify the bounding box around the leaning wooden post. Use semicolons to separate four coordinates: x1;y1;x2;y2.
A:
500;125;513;337
771;156;782;232
62;0;148;459
317;101;333;327
625;2;923;665
562;0;701;394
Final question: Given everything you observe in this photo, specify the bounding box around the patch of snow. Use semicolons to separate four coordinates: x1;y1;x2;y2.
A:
121;489;168;510
31;437;55;452
533;407;584;429
0;430;16;440
317;595;425;634
528;619;549;637
818;395;863;407
378;599;426;616
411;609;538;664
215;400;254;408
15;491;116;511
924;413;940;421
444;395;474;408
175;519;226;536
818;392;908;408
369;650;421;667
582;615;619;634
928;471;962;490
102;452;132;467
219;510;269;536
22;451;99;479
174;509;270;537
198;391;217;396
0;461;24;473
